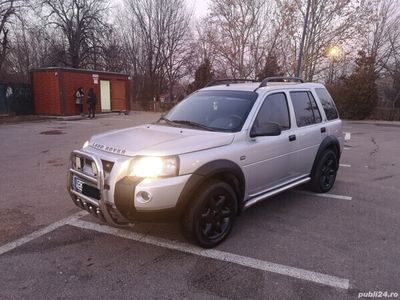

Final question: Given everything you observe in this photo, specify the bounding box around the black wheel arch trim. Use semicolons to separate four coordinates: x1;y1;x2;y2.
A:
114;176;183;222
311;135;340;175
176;159;246;214
113;159;246;222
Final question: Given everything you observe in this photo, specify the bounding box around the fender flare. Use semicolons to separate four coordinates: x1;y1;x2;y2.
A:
176;159;246;214
311;135;341;175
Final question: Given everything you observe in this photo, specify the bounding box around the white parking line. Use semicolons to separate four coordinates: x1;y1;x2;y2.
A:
295;190;352;201
339;164;351;168
0;211;88;256
68;219;350;290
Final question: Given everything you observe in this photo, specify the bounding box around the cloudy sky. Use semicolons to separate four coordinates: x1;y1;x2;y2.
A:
112;0;211;19
186;0;210;19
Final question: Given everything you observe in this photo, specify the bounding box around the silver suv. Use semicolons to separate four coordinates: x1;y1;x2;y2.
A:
68;77;343;248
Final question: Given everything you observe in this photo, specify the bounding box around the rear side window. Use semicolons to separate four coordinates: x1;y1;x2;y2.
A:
290;91;322;127
254;93;290;130
315;88;339;120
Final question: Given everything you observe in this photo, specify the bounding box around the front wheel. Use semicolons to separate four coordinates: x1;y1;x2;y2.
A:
182;180;238;248
310;149;338;193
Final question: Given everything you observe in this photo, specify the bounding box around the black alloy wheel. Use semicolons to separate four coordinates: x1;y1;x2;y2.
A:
182;180;238;248
320;154;337;190
310;149;338;193
199;191;233;240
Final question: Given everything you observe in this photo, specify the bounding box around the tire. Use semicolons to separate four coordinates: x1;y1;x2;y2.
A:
310;149;338;193
182;180;238;248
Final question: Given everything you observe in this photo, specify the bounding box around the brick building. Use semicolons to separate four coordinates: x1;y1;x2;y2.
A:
31;68;130;115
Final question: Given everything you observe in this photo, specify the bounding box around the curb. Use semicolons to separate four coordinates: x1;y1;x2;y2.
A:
0;112;131;124
44;112;125;121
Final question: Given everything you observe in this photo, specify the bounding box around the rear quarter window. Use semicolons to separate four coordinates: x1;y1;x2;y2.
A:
315;88;339;120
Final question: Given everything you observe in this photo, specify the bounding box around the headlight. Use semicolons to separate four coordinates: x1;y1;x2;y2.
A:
128;156;179;178
83;140;89;148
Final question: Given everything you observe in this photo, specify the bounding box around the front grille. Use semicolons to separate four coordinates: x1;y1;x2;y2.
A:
73;156;114;176
72;155;98;177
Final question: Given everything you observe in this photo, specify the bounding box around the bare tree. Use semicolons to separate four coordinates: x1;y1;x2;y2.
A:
204;0;272;78
123;0;192;103
277;0;369;81
364;0;400;71
0;0;23;75
100;27;126;73
8;11;68;82
359;0;400;111
192;22;218;67
41;0;109;68
383;13;400;109
161;4;192;101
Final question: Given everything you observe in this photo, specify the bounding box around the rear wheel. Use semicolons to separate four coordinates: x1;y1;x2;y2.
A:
182;180;238;248
310;149;338;193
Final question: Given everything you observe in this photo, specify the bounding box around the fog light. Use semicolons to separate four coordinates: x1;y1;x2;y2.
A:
136;191;152;203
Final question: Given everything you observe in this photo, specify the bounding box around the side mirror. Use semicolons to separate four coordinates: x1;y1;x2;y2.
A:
250;122;281;138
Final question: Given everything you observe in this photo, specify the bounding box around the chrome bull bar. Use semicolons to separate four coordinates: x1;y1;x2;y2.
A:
67;150;126;226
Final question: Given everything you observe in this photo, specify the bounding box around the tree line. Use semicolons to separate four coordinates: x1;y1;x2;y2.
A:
1;0;399;119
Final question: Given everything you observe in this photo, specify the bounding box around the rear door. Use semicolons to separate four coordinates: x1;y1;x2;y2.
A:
244;92;299;196
314;87;343;151
288;91;327;176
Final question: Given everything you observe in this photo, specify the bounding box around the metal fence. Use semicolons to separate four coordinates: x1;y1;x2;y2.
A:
0;83;32;116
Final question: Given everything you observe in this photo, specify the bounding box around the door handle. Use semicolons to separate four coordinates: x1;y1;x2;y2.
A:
289;135;296;142
320;127;326;133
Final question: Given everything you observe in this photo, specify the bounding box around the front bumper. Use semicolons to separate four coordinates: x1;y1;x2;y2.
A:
68;150;129;225
113;175;190;222
67;150;191;224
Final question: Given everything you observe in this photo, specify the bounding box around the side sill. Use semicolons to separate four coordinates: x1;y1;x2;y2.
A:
243;177;311;210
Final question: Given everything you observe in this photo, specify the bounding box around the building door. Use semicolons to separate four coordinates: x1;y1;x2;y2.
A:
111;81;127;111
100;80;111;112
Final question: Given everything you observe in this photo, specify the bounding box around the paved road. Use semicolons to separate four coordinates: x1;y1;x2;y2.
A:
0;114;399;299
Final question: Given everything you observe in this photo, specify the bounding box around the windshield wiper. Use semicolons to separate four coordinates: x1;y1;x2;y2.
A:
157;116;177;126
158;117;215;131
171;120;215;131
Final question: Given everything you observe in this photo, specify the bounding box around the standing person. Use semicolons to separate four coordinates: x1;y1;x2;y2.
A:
87;88;97;119
75;87;85;116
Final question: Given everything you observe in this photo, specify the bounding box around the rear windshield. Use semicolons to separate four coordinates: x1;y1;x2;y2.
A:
163;90;258;132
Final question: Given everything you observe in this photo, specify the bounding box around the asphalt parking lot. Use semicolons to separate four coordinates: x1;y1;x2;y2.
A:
0;112;399;299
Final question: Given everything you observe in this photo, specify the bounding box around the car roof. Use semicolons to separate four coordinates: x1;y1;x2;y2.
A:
199;82;326;93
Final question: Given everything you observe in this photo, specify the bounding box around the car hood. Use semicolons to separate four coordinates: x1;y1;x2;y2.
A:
89;124;235;157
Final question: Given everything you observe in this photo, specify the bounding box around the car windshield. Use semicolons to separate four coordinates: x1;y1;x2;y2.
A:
160;90;258;132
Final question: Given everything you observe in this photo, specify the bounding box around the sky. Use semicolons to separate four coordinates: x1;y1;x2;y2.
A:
112;0;211;19
186;0;210;19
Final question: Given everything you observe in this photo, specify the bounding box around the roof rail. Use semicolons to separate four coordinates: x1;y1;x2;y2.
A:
205;78;257;87
258;77;304;88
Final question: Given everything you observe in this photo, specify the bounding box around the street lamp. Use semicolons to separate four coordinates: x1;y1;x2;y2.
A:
327;45;341;83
